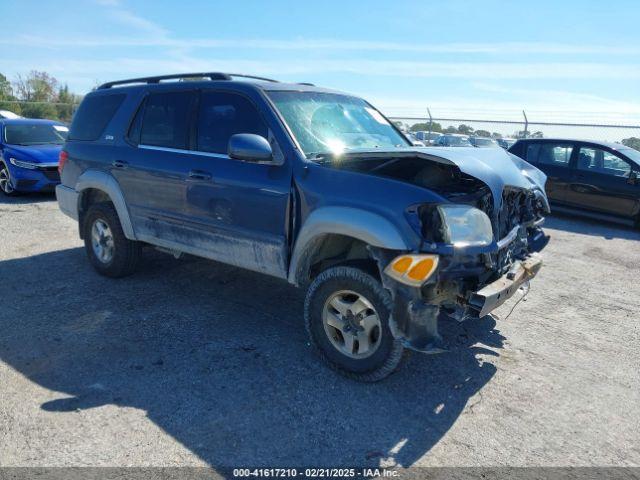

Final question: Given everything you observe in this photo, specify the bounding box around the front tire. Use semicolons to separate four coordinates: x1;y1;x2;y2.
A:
304;266;404;382
82;202;141;278
0;164;18;196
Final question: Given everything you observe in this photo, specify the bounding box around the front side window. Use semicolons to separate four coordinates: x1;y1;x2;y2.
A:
267;91;409;158
577;147;631;178
4;123;67;145
197;91;268;154
140;91;196;149
538;144;573;167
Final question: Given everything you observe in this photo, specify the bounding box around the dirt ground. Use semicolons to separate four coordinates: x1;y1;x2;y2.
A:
1;193;638;469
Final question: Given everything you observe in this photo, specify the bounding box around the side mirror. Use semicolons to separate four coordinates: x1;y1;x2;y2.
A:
228;134;273;163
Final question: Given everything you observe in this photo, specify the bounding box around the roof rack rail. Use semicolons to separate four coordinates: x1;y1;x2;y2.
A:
97;72;280;89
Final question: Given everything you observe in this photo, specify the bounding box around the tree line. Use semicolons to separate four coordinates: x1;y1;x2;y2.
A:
397;121;639;149
0;71;82;123
399;120;543;139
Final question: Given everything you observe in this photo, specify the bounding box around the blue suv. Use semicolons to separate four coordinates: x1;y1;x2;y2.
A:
56;73;549;381
0;118;68;195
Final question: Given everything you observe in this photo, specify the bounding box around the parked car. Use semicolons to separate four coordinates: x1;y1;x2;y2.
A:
496;138;517;150
56;72;549;381
404;132;425;146
434;134;472;147
509;138;640;227
469;137;500;148
0;118;68;196
0;110;22;119
415;131;442;145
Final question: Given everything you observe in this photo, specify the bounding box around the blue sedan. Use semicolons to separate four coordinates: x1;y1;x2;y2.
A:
0;118;68;196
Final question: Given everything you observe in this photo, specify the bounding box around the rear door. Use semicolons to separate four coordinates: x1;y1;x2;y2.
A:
565;144;639;218
523;141;575;204
115;89;199;242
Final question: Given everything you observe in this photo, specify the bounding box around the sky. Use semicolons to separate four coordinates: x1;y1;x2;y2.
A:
2;0;640;132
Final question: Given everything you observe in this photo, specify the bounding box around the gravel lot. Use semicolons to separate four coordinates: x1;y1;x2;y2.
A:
1;193;639;469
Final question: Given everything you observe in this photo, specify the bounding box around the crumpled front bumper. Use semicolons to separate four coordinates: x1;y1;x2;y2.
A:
372;229;547;354
468;253;543;318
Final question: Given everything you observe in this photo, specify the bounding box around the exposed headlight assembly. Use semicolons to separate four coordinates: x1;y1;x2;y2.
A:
437;204;494;247
9;157;38;170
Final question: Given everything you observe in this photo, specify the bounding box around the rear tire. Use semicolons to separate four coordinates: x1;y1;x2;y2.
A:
304;266;404;382
82;202;141;278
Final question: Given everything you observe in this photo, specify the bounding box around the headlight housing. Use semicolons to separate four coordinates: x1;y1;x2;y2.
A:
9;157;38;170
437;204;494;247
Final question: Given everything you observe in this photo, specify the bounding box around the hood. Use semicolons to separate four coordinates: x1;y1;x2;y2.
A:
4;144;62;164
419;146;547;199
318;146;548;216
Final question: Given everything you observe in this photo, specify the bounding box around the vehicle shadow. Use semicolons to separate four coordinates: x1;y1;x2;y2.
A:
545;213;640;241
0;247;504;468
0;191;56;205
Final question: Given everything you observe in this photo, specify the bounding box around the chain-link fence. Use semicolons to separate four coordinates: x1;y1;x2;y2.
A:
389;109;640;146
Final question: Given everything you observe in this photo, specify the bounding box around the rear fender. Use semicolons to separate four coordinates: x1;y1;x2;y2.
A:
76;170;136;240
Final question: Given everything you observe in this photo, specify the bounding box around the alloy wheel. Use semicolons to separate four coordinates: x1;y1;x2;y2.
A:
0;167;13;194
91;219;115;264
322;290;382;359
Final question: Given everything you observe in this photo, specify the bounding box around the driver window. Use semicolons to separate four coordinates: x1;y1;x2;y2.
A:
577;147;631;178
197;91;269;154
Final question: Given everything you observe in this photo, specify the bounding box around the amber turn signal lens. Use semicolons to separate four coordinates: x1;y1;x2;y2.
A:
407;258;436;281
384;254;439;286
391;256;413;274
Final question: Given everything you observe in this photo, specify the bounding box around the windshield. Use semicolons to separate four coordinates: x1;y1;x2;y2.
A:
4;123;68;145
267;91;409;158
446;136;471;146
473;138;498;147
620;147;640;165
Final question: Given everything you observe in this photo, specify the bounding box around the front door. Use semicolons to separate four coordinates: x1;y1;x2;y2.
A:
183;89;292;278
566;145;639;218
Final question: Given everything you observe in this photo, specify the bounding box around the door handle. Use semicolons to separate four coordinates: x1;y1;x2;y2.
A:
112;160;128;169
188;170;212;181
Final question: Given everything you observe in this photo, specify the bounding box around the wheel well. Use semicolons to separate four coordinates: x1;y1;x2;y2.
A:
300;234;380;285
78;188;113;238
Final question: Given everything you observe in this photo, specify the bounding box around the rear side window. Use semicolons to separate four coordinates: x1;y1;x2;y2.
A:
69;94;125;141
140;91;196;149
525;143;541;163
197;91;268;154
538;144;573;167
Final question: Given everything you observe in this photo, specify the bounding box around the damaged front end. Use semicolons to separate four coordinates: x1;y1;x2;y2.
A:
370;159;549;353
318;147;550;353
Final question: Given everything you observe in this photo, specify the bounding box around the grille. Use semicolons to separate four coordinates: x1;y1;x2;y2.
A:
496;187;537;239
40;168;60;182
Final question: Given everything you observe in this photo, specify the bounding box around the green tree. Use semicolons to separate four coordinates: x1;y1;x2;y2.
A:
56;84;81;122
474;129;491;137
443;126;458;133
14;71;59;119
457;124;474;135
622;137;640;151
0;73;21;115
409;121;442;133
513;130;543;139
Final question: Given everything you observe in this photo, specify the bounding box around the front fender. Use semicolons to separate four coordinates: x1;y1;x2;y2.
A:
76;170;136;240
288;206;410;285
